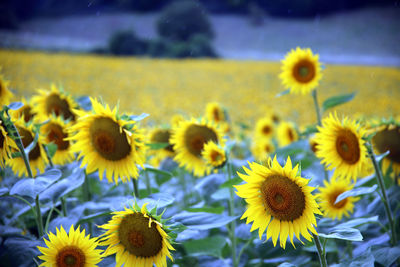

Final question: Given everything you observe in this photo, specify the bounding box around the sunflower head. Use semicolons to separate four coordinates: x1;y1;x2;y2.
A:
0;72;13;107
149;128;174;155
277;121;298;147
235;156;321;248
316;177;359;220
0;119;17;167
99;202;174;267
251;138;275;162
37;225;103;267
41;116;74;165
9;97;36;123
309;135;318;154
170;114;185;128
255;117;274;140
279;47;322;95
315;112;368;181
201;141;226;169
171;118;225;177
205;102;226;123
32;84;78;122
69;98;145;184
7;118;48;177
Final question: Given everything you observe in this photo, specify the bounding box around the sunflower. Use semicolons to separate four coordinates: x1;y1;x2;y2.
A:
41;116;74;165
309;135;318;154
251;138;275;162
316;177;359;220
277;121;298;147
7;118;48;177
68;98;145;184
205;102;230;134
0;72;13;107
148;128;175;159
37;225;103;267
235;156;321;248
371;123;400;180
279;47;323;95
170;118;225;177
32;84;78;122
315;113;368;181
99;203;174;267
9;97;36;123
0;119;17;167
170;114;185;128
255;117;274;140
201;141;226;168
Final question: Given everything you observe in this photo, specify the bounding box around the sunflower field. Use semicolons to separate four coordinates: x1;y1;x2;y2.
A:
0;48;400;267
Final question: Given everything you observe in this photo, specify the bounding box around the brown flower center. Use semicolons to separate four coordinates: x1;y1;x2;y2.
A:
46;93;75;121
329;190;348;209
335;129;360;164
185;124;218;157
213;108;221;122
261;174;306;221
118;213;163;257
21;106;34;122
292;59;316;83
262;125;271;135
90;117;131;161
210;150;222;162
373;127;400;163
288;128;295;142
151;129;174;152
56;246;85;267
17;126;41;161
47;123;69;150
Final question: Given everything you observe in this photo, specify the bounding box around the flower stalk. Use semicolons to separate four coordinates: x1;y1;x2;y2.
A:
227;159;238;267
132;178;140;199
313;233;327;267
35;195;44;237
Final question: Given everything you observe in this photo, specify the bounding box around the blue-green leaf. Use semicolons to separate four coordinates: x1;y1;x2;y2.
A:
129;113;149;121
173;211;237;230
372;246;400;266
139;192;175;209
0;187;9;196
319;228;363;241
220;177;242;188
332;216;379;230
211;187;230;201
335;185;377;204
76;96;92;111
322;92;356;112
183;236;227;258
276;89;290;97
143;165;173;178
8;102;24;110
337;247;374;267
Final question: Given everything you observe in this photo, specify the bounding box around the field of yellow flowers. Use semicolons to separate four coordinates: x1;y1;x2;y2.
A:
0;48;399;267
1;50;399;126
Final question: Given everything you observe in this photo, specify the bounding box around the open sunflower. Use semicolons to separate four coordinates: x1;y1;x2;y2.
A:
7;118;48;177
251;138;275;162
0;119;16;167
277;121;298;147
316;177;359;220
0;71;13;107
371;122;400;180
205;102;230;134
201;141;226;169
41;116;74;165
37;225;103;267
279;47;322;95
32;84;78;122
315;113;368;181
9;97;36;123
69;98;145;184
170;118;225;177
235;156;321;248
148;128;175;159
255;117;275;140
99;202;174;267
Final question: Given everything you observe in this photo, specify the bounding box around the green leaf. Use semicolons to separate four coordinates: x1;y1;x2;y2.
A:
276;89;290;97
143;165;173;178
220;177;242;188
332;216;379;230
322;92;356;112
211;187;230;201
146;142;170;150
24;131;39;156
45;143;58;158
183;236;227;258
338;247;374;267
0;188;9;196
319;228;363;241
373;246;400;266
335;185;377;204
301;124;318;136
186;206;224;214
173;211;237;230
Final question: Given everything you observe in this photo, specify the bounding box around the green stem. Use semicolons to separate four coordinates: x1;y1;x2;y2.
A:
367;143;397;245
227;160;238;267
61;197;67;217
44;205;55;234
313;233;327;267
144;170;152;196
312;89;329;181
35;195;44;238
43;145;54;168
132;178;140;199
83;172;92;236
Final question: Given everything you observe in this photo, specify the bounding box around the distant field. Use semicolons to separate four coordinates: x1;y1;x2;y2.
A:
1;50;399;126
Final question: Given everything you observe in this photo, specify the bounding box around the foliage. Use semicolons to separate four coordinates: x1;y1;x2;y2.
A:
108;30;148;56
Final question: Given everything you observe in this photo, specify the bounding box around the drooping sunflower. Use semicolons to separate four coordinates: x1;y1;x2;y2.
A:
41;116;74;165
277;121;298;147
371;122;400;180
37;225;103;267
316;177;359;220
69;98;145;184
0;119;17;167
99;203;174;267
315;113;368;181
7;118;48;177
279;47;323;95
0;71;13;107
32;84;78;122
170;118;225;177
9;97;36;123
255;117;275;140
251;138;275;162
235;156;321;248
201;141;226;169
